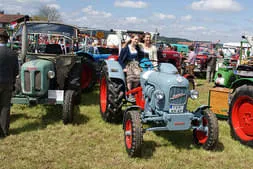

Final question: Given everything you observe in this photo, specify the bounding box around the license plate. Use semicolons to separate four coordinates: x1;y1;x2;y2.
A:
169;105;184;113
48;90;64;101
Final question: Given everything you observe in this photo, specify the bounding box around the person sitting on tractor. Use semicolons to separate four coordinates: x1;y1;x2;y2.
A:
119;34;143;102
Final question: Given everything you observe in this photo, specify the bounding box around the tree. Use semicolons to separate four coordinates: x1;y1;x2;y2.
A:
36;5;61;22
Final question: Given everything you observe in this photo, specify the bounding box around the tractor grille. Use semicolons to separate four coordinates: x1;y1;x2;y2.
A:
169;87;187;105
35;71;41;91
24;71;31;92
23;70;42;92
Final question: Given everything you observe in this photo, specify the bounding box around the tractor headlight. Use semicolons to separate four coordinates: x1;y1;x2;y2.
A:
154;90;165;100
190;90;199;100
154;90;165;110
48;70;55;79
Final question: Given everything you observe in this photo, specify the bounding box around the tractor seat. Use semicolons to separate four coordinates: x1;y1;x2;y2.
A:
45;44;62;55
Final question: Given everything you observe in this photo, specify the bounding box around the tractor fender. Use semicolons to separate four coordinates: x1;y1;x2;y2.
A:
183;74;194;79
77;52;95;62
122;105;142;129
104;60;125;84
230;78;253;91
193;105;210;117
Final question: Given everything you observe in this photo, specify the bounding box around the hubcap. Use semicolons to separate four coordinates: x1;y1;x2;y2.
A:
125;119;132;149
232;96;253;141
100;76;107;113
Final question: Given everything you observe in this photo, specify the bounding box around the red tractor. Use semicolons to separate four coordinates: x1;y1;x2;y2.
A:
158;49;195;89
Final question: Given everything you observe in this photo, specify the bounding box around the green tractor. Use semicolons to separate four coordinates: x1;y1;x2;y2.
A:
209;35;253;146
11;20;82;124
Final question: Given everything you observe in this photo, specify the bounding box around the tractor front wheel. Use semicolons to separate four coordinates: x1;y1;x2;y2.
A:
62;90;76;124
229;85;253;147
124;110;143;157
193;109;219;150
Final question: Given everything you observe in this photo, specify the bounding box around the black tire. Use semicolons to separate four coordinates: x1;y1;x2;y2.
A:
80;58;96;92
99;65;124;123
193;109;219;150
63;90;75;124
228;85;253;147
123;110;143;157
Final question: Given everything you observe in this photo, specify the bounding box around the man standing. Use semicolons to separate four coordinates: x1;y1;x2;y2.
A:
187;46;197;76
206;49;217;83
0;30;19;137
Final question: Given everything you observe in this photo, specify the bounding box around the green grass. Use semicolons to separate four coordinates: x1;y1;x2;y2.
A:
0;79;252;169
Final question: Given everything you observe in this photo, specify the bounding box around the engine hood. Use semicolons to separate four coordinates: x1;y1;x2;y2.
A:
141;70;189;89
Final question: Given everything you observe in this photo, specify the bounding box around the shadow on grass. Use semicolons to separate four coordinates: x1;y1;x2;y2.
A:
10;105;89;135
140;140;158;159
81;87;99;106
154;130;224;152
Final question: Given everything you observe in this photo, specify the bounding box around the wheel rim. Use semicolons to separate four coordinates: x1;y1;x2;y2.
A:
195;117;208;144
100;76;107;113
232;96;253;141
81;64;92;89
125;119;132;149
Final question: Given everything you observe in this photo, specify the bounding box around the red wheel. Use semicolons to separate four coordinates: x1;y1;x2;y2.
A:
125;119;133;149
229;85;253;146
231;96;253;141
193;109;218;150
81;64;92;89
80;58;96;91
100;76;107;114
124;110;142;157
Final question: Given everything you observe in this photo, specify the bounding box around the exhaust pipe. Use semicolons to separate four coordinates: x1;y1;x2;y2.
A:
21;16;29;62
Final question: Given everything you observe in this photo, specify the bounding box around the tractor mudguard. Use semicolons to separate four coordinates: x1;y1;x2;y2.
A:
104;60;125;83
193;105;210;117
230;78;253;90
123;105;142;129
183;74;194;79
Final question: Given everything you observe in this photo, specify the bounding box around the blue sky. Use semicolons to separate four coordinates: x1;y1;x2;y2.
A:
0;0;252;42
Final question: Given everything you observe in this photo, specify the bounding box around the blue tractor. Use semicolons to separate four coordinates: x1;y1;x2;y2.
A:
99;59;219;157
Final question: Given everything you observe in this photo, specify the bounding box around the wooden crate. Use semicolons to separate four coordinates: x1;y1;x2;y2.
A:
208;87;232;118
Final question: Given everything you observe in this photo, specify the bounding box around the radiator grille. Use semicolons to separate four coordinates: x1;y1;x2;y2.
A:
35;71;41;91
24;71;30;92
169;87;187;105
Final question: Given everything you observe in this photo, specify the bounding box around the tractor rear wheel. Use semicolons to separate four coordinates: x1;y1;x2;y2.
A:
229;85;253;147
81;58;96;92
193;109;219;150
63;90;76;124
99;65;124;122
124;110;143;157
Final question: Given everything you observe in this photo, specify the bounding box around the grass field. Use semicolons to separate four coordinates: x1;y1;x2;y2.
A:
0;79;252;169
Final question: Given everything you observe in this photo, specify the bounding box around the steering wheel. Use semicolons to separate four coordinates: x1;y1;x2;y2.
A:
139;58;159;71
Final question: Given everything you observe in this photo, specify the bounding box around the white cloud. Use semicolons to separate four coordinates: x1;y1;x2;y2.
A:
124;17;147;24
82;5;112;18
186;26;206;31
191;0;243;12
47;4;60;9
114;1;148;8
153;13;175;20
181;15;192;21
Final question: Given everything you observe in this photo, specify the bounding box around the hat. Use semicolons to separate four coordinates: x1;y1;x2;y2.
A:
0;29;9;39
